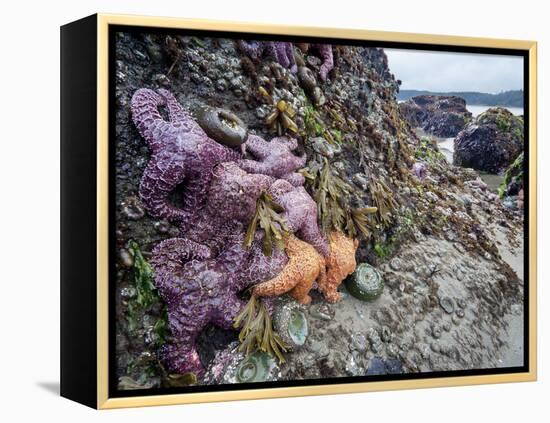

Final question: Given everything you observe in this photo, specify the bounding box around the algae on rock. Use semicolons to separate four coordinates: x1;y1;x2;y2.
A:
243;191;290;256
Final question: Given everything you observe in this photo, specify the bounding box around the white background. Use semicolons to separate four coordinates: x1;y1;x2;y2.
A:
1;0;546;421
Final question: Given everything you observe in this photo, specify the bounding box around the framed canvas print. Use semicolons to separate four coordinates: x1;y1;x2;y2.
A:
60;14;537;409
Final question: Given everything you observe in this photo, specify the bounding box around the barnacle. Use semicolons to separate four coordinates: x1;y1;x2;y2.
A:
258;87;298;136
243;191;290;256
233;295;287;362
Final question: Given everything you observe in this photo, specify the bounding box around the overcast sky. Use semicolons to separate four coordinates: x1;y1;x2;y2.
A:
384;49;523;93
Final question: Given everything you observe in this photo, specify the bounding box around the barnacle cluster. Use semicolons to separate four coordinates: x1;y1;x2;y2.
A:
259;87;299;136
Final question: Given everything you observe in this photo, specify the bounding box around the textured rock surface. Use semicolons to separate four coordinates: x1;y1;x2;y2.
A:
501;152;524;197
400;95;472;137
454;108;524;173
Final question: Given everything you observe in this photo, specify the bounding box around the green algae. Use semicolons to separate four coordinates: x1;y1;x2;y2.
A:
126;241;166;346
415;137;445;164
498;152;524;198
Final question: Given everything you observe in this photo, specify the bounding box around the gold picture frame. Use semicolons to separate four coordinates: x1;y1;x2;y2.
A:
61;13;537;409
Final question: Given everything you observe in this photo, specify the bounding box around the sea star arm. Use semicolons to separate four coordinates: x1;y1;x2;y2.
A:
212;294;247;330
237;135;273;173
139;151;190;224
160;305;210;375
274;42;291;69
236;158;269;175
252;266;299;298
316;44;334;81
283;42;298;74
156;89;204;136
150;237;212;306
279;187;330;256
131;88;175;154
244;134;270;159
282;172;306;187
237;40;264;59
297;220;330;257
152;237;212;266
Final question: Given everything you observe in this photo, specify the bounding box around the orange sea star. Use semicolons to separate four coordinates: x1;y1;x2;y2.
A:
319;231;359;303
252;234;326;305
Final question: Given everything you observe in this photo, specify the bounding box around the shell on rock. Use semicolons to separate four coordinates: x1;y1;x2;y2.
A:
310;136;341;159
121;196;145;220
273;302;309;351
235;351;276;383
196;106;248;147
439;296;455;314
346;263;384;301
298;66;317;93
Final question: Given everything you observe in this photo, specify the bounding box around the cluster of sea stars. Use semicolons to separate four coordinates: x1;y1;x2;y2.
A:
131;88;352;375
238;40;334;81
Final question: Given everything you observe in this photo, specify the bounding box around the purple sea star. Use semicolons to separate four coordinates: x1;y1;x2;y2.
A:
268;179;329;256
312;44;334;81
130;88;242;228
412;162;427;180
240;41;334;81
238;134;306;187
131;88;330;375
238;40;298;73
149;162;289;375
151;232;287;375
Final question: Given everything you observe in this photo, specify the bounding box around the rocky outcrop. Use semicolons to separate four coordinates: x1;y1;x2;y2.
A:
498;152;524;210
399;95;472;137
454;108;524;173
500;152;524;197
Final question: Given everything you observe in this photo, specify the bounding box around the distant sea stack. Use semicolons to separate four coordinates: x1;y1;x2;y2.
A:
399;95;472;137
454;107;524;173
